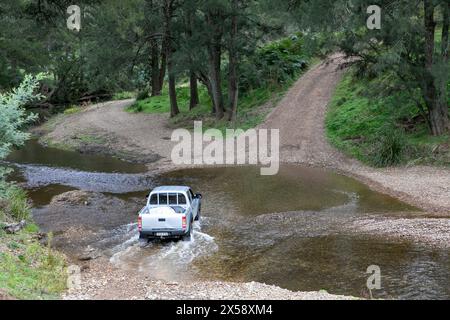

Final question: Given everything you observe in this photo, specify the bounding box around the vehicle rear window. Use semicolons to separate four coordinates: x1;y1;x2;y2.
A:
159;193;168;205
178;194;187;205
169;193;178;205
150;194;158;205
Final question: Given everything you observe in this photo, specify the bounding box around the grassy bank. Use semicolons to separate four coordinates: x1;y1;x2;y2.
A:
0;183;67;299
326;72;450;167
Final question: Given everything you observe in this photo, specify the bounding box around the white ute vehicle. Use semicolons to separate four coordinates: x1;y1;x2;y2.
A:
138;186;202;243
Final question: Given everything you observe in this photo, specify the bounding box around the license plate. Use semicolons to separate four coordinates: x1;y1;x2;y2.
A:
156;232;169;237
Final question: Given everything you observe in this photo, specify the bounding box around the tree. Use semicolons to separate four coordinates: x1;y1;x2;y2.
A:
227;0;240;122
163;0;180;117
144;0;165;96
0;74;42;161
289;0;449;136
423;0;449;135
206;4;226;119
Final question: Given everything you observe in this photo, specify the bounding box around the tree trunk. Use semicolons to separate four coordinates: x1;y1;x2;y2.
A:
228;0;239;122
198;71;217;113
436;1;450;133
207;12;225;120
185;9;199;110
208;46;224;119
423;0;448;136
189;71;199;110
164;0;179;117
168;70;179;117
150;38;161;96
159;38;167;92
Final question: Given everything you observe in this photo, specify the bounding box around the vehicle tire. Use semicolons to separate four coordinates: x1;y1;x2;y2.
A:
194;209;201;221
182;223;192;242
139;234;149;247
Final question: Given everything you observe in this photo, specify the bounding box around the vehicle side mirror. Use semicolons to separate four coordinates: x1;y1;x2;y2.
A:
146;194;150;200
195;193;202;199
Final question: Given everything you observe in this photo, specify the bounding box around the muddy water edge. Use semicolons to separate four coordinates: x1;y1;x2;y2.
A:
5;140;450;299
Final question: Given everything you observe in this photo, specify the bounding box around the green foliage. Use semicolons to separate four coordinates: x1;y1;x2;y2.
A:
113;91;137;100
129;84;210;114
327;73;450;167
291;0;450;135
0;183;30;223
368;126;407;167
0;74;42;160
63;106;82;115
0;182;67;300
239;34;308;94
136;90;150;101
0;1;51;89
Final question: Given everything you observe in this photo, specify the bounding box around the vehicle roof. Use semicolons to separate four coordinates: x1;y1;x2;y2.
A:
151;186;190;193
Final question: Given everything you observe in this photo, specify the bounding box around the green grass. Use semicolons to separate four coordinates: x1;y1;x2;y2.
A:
0;183;30;223
112;91;136;100
326;72;450;167
0;231;67;300
0;182;67;299
63;105;82;115
127;84;210;114
76;134;107;145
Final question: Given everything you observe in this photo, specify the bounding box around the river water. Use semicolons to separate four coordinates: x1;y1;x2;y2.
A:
5;140;450;299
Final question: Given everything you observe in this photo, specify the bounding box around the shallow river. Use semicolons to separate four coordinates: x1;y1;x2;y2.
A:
6;140;450;299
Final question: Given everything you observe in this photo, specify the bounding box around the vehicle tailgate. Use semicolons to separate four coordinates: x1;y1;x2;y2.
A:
141;207;183;231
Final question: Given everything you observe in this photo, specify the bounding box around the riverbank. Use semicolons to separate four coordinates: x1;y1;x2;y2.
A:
63;257;355;300
0;183;67;299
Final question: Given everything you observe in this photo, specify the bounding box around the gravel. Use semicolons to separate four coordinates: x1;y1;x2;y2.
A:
349;217;450;248
63;258;355;300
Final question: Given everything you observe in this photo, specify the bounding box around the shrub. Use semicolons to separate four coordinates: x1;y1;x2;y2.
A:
239;34;308;95
368;126;407;167
63;105;82;115
136;90;150;101
0;236;67;299
112;91;136;100
0;182;30;223
0;74;43;160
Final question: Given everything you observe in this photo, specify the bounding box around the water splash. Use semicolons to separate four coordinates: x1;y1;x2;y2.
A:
110;222;218;282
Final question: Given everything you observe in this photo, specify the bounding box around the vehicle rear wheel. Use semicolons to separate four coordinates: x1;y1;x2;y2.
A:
139;234;149;247
194;209;201;221
182;223;192;242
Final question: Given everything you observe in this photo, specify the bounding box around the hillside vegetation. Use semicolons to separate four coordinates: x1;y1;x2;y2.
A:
327;72;450;167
